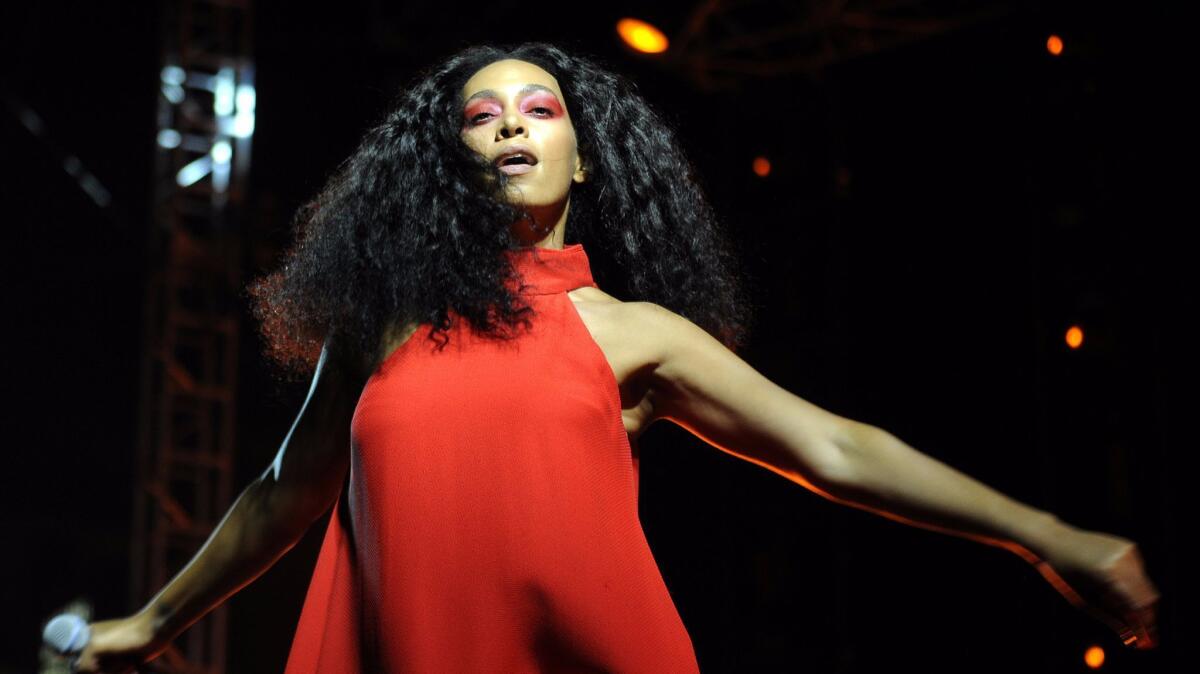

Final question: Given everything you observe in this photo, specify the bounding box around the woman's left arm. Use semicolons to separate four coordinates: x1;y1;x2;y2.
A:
638;302;1161;650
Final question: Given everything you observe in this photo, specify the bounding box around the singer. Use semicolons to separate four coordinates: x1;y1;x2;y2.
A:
71;42;1160;673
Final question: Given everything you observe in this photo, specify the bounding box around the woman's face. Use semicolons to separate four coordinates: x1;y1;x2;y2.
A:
460;59;586;229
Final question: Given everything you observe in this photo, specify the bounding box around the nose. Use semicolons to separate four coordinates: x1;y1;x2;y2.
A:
497;111;526;139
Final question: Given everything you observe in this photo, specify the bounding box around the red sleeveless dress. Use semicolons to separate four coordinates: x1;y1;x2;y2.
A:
282;243;701;673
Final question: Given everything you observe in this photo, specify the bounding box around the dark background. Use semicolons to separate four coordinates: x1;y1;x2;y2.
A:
2;0;1190;672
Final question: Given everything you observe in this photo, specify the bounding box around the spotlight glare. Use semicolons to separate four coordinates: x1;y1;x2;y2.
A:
617;18;669;54
236;84;256;112
214;68;236;115
211;140;232;164
160;65;185;85
176;155;212;187
1065;325;1084;349
752;156;771;177
162;83;184;104
1083;645;1105;669
1047;34;1064;56
232;114;255;138
157;129;182;149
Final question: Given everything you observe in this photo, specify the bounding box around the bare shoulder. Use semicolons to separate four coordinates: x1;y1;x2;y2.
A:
603;299;707;366
588;300;745;431
564;293;740;432
615;300;745;415
566;287;654;348
565;291;701;370
566;285;623;305
565;286;638;346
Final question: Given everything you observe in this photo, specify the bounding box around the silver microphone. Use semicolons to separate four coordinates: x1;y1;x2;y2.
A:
42;612;169;673
42;613;90;670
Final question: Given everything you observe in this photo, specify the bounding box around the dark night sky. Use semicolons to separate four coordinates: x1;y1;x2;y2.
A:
2;1;1190;672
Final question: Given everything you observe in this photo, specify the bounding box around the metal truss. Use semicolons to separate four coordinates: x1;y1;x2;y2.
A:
668;0;1016;90
130;1;255;672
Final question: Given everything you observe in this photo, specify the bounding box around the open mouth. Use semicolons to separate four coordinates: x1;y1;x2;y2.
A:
497;153;537;175
496;153;537;167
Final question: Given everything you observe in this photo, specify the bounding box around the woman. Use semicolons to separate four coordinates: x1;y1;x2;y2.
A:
72;42;1159;673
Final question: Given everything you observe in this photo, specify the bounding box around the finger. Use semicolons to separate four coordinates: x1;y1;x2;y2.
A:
1118;628;1138;647
1118;618;1153;649
1125;598;1157;625
1129;629;1155;650
74;653;97;674
1098;582;1160;649
1127;602;1160;649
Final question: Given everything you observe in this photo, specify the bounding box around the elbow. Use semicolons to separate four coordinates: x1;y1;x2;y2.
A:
814;419;884;490
256;470;341;540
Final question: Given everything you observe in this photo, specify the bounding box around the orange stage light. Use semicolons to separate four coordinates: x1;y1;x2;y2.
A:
1065;325;1084;349
752;156;771;177
617;18;669;54
1047;34;1064;56
1083;644;1105;668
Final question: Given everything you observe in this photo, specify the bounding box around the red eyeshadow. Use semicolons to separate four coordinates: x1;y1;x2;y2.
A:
522;94;562;115
464;101;500;118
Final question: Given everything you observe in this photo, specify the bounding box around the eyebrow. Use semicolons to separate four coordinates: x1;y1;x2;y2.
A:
463;83;558;106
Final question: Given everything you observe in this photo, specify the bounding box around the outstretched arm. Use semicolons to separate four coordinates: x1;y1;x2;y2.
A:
637;302;1161;650
811;423;1160;650
72;339;365;673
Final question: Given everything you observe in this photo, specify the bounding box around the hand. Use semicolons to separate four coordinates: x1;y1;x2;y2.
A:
71;611;167;674
1032;526;1161;650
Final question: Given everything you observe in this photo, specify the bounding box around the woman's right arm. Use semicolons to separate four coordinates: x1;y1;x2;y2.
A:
74;338;369;673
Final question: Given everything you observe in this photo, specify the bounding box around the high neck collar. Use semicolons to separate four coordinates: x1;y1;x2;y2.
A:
502;242;597;295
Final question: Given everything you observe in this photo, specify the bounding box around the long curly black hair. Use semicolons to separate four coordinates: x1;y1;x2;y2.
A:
247;41;755;382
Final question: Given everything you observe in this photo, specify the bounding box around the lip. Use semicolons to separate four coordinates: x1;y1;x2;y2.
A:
493;143;540;169
499;162;535;176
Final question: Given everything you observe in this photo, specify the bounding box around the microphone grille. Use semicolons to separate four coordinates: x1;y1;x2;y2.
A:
43;613;90;654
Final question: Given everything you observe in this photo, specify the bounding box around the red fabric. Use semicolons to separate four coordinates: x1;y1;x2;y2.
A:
283;243;700;673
